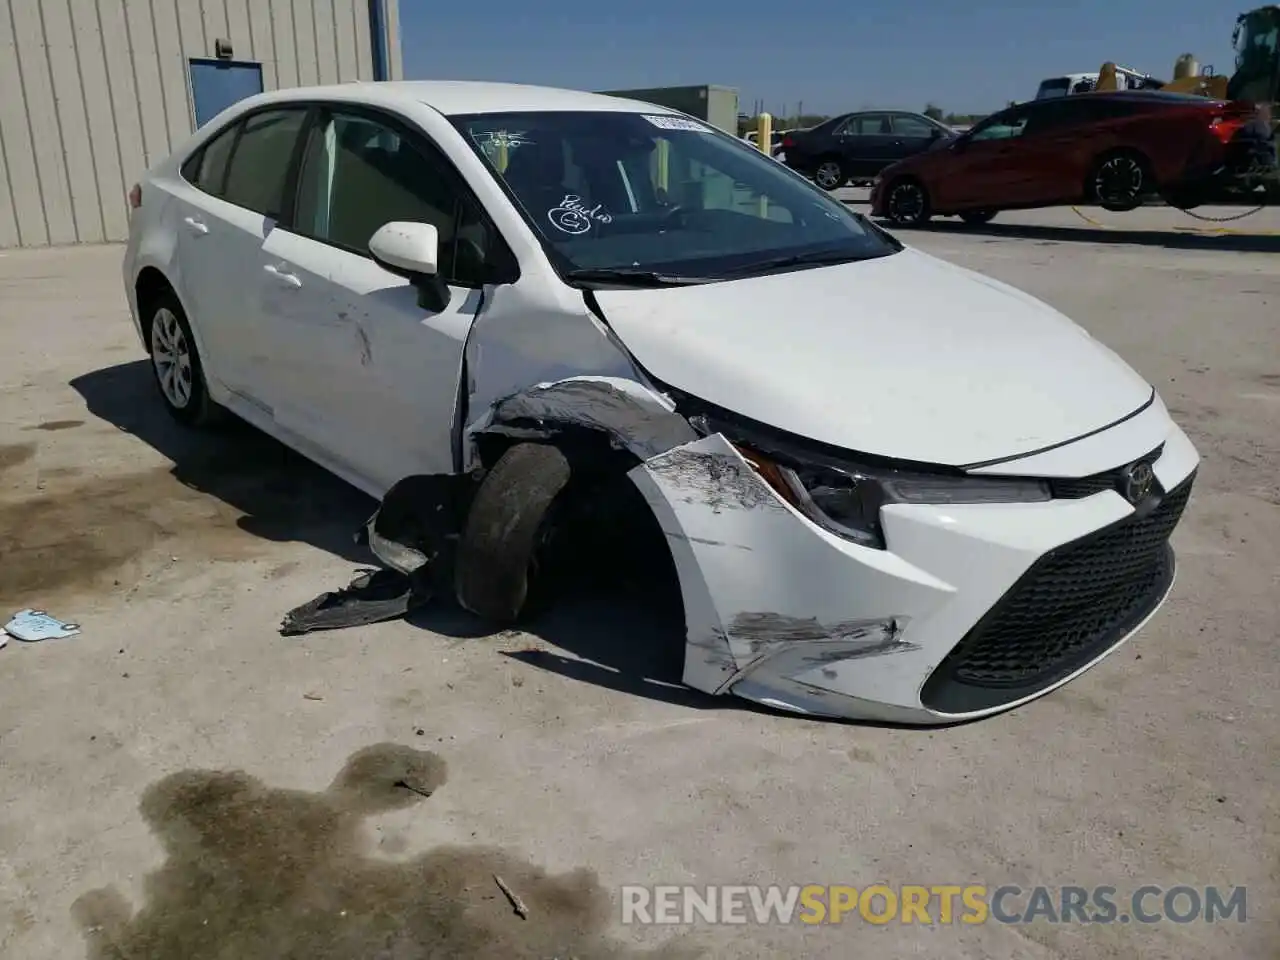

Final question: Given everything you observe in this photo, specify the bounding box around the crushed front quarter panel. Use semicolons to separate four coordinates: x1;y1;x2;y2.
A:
627;434;956;704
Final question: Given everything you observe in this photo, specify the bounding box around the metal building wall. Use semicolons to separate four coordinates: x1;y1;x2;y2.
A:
0;0;403;249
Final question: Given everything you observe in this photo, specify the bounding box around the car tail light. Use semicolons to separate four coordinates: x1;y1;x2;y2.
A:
781;135;795;148
1208;116;1246;143
128;183;142;209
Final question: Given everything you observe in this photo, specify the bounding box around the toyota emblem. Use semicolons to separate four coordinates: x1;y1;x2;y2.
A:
1122;461;1155;504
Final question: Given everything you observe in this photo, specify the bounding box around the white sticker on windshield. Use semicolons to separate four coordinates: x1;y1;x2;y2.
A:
641;115;709;132
547;195;613;235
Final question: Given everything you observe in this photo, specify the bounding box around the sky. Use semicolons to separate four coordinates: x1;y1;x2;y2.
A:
397;0;1242;117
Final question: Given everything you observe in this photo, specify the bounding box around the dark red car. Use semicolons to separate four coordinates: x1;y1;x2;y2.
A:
869;91;1264;225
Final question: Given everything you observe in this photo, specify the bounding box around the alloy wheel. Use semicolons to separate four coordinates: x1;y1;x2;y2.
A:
814;161;843;190
150;307;194;410
1095;155;1144;207
888;182;926;223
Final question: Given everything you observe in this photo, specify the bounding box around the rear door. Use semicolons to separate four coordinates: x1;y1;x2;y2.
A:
257;106;510;490
174;106;309;402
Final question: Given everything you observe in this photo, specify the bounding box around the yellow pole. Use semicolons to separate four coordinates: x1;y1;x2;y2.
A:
756;111;772;153
656;138;670;195
756;112;772;218
497;136;509;173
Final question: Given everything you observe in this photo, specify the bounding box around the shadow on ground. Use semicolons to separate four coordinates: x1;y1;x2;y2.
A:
70;360;375;563
72;743;699;959
876;215;1280;253
68;360;718;711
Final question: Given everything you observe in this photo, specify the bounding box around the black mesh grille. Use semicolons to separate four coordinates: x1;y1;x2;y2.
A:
922;472;1194;714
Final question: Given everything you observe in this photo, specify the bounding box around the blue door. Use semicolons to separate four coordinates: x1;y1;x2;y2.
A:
189;58;265;129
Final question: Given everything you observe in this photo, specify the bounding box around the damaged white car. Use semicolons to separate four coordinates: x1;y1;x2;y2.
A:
123;81;1199;724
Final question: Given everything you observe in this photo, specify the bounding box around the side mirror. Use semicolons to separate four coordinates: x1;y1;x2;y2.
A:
369;221;450;312
929;127;943;139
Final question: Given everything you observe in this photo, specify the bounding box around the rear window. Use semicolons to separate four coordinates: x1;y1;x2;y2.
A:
221;108;308;218
181;123;239;195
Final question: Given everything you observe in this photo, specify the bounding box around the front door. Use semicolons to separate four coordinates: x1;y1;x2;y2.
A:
933;108;1035;209
257;108;503;492
835;113;897;176
888;113;943;164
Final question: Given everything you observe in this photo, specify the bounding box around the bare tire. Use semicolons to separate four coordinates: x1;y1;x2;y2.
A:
959;209;997;225
146;291;223;426
884;178;932;225
454;443;572;623
813;157;846;191
1091;150;1151;212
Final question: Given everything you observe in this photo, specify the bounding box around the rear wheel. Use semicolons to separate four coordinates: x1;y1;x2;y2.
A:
1090;150;1151;212
146;291;223;427
959;209;997;225
813;157;846;191
884;179;932;225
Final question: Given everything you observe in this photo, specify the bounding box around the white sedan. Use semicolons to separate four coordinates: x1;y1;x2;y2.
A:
123;81;1199;724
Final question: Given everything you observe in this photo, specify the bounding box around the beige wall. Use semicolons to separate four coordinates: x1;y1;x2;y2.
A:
0;0;402;249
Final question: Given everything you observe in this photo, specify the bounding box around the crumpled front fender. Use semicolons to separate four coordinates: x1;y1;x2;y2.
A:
627;434;953;712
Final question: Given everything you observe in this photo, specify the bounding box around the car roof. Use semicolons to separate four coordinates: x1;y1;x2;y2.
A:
248;80;683;117
1019;90;1220;108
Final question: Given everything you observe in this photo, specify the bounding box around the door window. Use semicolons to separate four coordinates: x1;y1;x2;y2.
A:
836;114;891;136
181;122;240;196
221;108;308;218
891;114;939;137
293;111;500;286
969;111;1030;141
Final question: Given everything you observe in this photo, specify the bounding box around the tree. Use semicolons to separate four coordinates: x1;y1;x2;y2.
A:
922;103;945;121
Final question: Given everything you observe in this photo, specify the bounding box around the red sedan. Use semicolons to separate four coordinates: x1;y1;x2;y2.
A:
869;91;1262;225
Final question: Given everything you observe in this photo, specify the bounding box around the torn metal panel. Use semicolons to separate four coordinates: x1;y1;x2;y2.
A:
457;286;643;468
628;434;952;703
363;474;468;577
471;376;698;462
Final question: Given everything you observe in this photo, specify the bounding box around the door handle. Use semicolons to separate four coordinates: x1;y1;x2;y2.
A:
263;264;301;288
183;216;208;235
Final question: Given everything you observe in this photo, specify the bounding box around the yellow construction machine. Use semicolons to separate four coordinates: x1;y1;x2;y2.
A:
1092;6;1280;105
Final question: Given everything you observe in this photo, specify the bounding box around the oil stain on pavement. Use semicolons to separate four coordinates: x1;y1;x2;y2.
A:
72;743;697;960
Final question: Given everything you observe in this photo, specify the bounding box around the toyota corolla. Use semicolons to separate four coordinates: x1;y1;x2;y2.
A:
122;81;1199;724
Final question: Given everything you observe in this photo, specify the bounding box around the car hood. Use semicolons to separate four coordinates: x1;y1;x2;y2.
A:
592;248;1153;467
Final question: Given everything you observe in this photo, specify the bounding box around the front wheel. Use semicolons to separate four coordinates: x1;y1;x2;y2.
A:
884;179;932;225
959;209;997;225
813;158;846;191
454;443;572;623
1091;151;1151;212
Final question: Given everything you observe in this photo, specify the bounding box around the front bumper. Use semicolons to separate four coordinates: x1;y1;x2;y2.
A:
628;414;1199;724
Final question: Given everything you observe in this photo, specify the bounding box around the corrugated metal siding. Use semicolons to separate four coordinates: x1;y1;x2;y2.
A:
0;0;399;249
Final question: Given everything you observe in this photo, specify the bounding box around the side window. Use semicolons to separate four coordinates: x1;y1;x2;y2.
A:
832;115;860;136
181;122;240;196
221;108;308;218
293;111;498;286
892;115;938;137
969;111;1029;141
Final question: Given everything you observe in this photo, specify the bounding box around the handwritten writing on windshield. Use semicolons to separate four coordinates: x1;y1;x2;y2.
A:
547;195;613;235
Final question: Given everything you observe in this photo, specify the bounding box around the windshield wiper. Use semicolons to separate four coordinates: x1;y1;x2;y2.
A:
718;250;877;277
562;267;712;287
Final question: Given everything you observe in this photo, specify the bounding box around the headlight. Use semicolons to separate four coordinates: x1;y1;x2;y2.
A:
757;454;1049;549
682;410;1051;550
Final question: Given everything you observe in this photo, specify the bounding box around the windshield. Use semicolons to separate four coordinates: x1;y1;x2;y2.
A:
449;110;897;281
1036;78;1071;99
1235;11;1280;71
